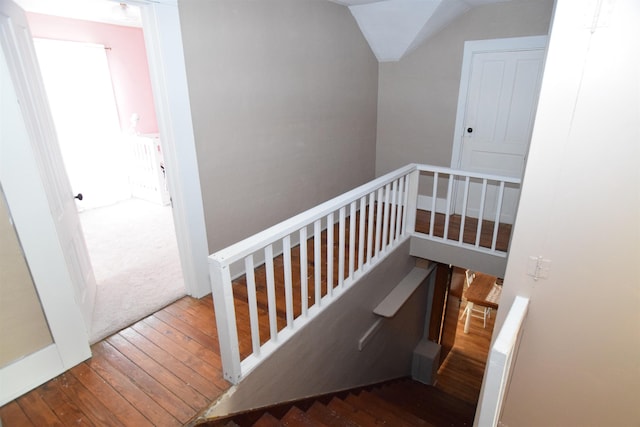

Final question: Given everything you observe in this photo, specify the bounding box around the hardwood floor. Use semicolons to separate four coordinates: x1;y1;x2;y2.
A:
436;296;496;405
1;210;500;426
0;297;228;427
415;209;512;252
0;287;494;427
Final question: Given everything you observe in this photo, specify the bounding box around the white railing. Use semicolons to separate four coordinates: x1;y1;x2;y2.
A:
413;164;521;256
474;296;530;427
208;163;521;384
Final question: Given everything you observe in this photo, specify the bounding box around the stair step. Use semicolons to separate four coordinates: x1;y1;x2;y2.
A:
282;406;326;426
253;412;282;427
305;401;358;427
326;396;381;426
358;390;433;426
344;392;414;427
372;380;475;426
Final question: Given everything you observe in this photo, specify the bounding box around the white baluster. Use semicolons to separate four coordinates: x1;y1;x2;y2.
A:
327;212;334;297
314;219;322;307
389;179;398;244
338;206;346;287
459;176;470;245
430;172;438;237
244;255;261;356
264;245;278;341
375;188;383;257
381;184;391;251
443;174;454;240
475;179;488;248
348;201;356;280
300;227;308;317
358;196;366;272
283;235;294;328
395;177;404;241
366;192;375;264
492;181;505;252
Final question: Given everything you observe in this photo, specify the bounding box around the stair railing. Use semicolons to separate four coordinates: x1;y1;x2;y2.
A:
413;164;522;256
209;164;418;383
209;163;521;384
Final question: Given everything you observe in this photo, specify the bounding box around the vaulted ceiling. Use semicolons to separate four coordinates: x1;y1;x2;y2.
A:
329;0;510;61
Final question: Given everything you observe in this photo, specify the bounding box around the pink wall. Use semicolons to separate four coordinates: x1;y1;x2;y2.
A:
27;13;158;134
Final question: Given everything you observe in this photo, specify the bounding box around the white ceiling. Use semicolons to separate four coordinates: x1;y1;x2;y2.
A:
16;0;142;27
330;0;511;61
17;0;510;62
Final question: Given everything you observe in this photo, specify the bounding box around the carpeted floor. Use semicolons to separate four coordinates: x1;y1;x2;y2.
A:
79;198;185;343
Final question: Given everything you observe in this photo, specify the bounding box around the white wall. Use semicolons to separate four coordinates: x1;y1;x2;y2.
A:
179;0;379;252
495;0;640;425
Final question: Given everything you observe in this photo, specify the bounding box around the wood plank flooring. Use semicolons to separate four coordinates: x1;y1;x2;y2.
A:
436;297;496;404
415;210;512;252
0;287;494;427
0;297;227;427
1;209;500;426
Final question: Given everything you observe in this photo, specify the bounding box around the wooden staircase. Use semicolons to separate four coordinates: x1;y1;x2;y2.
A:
197;378;475;426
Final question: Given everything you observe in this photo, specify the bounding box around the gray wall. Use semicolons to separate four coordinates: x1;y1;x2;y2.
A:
376;0;555;176
179;0;378;252
204;241;430;417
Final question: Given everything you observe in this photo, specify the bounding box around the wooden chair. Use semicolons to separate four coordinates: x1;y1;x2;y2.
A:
459;269;491;328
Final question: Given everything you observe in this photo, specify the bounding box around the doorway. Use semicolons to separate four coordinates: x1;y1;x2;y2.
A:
31;19;185;343
450;36;547;224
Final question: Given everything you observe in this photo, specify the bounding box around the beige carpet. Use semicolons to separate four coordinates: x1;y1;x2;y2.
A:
80;198;185;343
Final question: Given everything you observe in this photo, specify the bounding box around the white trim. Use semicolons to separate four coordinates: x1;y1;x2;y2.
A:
0;346;63;406
136;1;210;298
474;296;530;427
417;194;449;214
450;36;548;170
0;6;91;403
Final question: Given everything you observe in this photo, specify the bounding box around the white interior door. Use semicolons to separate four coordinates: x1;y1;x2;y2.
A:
0;1;96;333
33;38;131;211
0;0;91;405
452;37;546;223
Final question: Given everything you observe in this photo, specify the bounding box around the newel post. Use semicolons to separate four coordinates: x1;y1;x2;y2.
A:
208;256;242;384
404;167;420;235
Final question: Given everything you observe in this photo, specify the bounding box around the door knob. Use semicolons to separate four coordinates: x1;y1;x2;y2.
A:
74;193;83;201
467;127;473;133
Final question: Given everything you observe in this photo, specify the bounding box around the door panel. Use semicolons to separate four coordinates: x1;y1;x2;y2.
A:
455;47;545;223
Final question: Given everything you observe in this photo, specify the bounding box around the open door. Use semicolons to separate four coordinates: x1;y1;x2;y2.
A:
0;0;92;405
0;0;97;329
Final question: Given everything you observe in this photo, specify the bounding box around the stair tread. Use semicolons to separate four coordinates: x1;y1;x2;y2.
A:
282;406;326;427
253;412;283;427
358;390;433;426
372;381;475;425
306;401;359;427
327;397;383;426
345;392;415;427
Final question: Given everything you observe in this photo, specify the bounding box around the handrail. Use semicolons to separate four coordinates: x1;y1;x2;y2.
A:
210;164;416;265
474;296;530;427
415;164;522;184
208;163;521;384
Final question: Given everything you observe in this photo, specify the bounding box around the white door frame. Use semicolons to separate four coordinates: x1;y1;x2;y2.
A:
0;2;91;404
450;36;548;171
124;0;211;298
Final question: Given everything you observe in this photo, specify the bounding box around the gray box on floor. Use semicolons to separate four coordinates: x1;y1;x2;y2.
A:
411;339;441;385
